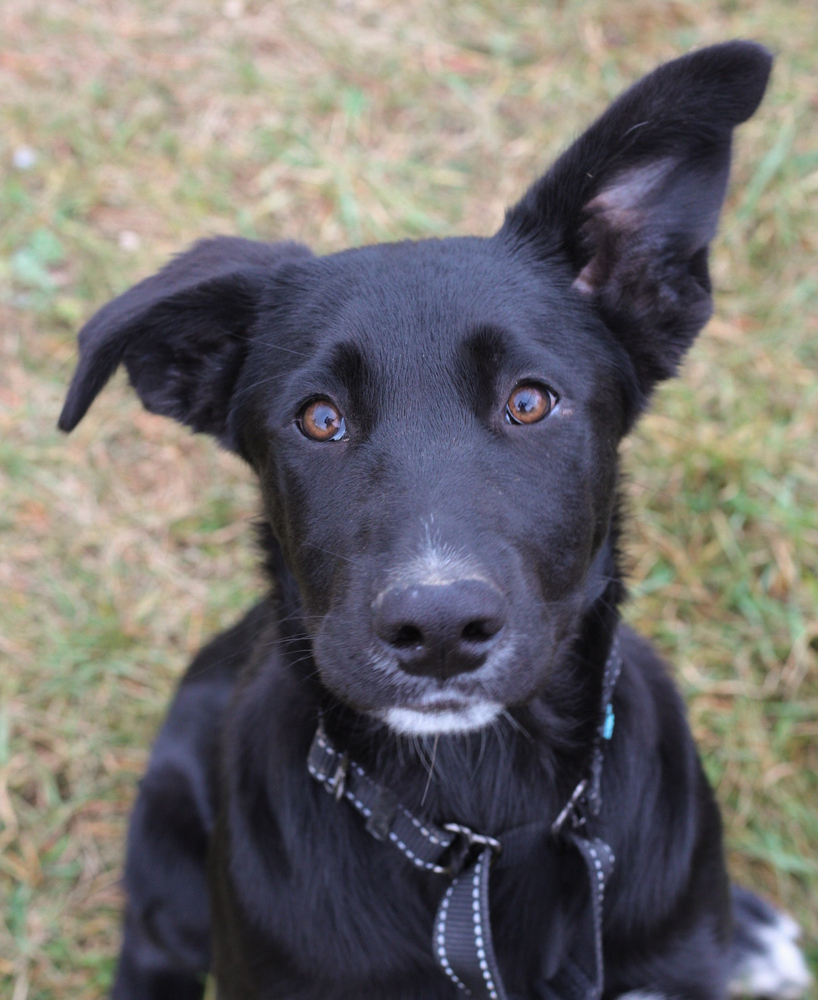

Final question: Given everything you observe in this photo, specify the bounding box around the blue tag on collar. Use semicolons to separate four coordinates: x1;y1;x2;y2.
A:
602;704;615;741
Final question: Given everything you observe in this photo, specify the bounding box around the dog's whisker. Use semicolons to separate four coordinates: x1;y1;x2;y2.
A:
297;539;361;566
233;371;289;398
490;716;508;765
420;734;439;806
501;708;533;743
416;735;433;776
477;726;487;769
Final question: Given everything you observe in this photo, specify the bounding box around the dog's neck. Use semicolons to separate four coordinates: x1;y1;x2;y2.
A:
255;519;625;834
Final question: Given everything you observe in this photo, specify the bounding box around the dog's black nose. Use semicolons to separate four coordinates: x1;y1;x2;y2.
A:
373;579;506;679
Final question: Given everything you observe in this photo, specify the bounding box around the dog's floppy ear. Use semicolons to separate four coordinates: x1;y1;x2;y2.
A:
501;41;772;400
58;237;312;449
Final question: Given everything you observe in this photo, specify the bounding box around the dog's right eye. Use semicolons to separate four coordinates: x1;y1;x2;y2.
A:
297;399;347;442
505;383;557;425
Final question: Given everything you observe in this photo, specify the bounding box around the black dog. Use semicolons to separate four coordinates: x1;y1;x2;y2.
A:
59;41;811;1000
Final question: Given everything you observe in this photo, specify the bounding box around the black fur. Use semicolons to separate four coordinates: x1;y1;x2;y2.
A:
59;42;803;1000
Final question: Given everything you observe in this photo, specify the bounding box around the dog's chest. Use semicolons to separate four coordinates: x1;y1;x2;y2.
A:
226;729;580;995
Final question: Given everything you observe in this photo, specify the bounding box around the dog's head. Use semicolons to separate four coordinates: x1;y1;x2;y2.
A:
60;42;771;735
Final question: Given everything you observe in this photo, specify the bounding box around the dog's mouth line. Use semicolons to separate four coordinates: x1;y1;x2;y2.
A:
400;698;483;715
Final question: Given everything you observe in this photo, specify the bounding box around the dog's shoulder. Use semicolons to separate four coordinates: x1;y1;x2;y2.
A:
139;599;273;827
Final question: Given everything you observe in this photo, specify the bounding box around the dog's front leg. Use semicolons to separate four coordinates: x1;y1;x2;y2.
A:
113;903;209;1000
110;605;263;999
111;757;212;1000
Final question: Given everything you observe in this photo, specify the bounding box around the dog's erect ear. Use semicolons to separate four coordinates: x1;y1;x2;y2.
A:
501;41;772;399
58;237;312;449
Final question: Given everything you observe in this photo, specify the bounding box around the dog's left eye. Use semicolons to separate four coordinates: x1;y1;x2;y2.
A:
297;399;347;442
505;383;557;425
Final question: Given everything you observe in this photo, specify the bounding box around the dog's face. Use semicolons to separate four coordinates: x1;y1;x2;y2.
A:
234;239;626;731
58;42;772;734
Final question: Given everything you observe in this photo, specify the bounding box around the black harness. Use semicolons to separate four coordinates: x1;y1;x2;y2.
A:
308;638;622;1000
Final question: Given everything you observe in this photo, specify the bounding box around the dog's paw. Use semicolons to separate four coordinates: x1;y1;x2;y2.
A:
729;886;812;999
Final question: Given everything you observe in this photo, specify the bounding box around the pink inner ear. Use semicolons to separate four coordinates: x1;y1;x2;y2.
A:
573;265;601;297
572;158;677;295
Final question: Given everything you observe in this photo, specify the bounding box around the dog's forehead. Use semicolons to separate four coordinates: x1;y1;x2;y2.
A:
294;236;584;364
274;237;611;398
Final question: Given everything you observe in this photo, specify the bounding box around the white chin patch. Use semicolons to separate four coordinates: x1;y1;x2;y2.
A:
381;702;501;736
616;993;667;1000
729;911;812;1000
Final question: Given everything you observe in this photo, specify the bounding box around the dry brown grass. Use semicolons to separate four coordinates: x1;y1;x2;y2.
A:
1;1;816;996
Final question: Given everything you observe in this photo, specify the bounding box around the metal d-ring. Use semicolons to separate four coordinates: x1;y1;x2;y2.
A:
442;822;503;874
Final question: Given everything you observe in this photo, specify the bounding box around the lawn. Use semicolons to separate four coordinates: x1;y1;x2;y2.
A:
1;1;816;996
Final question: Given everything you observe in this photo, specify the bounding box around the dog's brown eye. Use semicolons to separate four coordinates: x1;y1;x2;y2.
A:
298;399;347;442
505;383;556;425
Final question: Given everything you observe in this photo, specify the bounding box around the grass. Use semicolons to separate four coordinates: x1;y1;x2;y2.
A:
1;0;816;996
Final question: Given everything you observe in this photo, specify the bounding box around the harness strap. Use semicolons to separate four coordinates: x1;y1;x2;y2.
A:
434;848;508;1000
586;636;622;817
309;726;507;999
307;724;458;873
543;834;614;1000
307;639;622;1000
